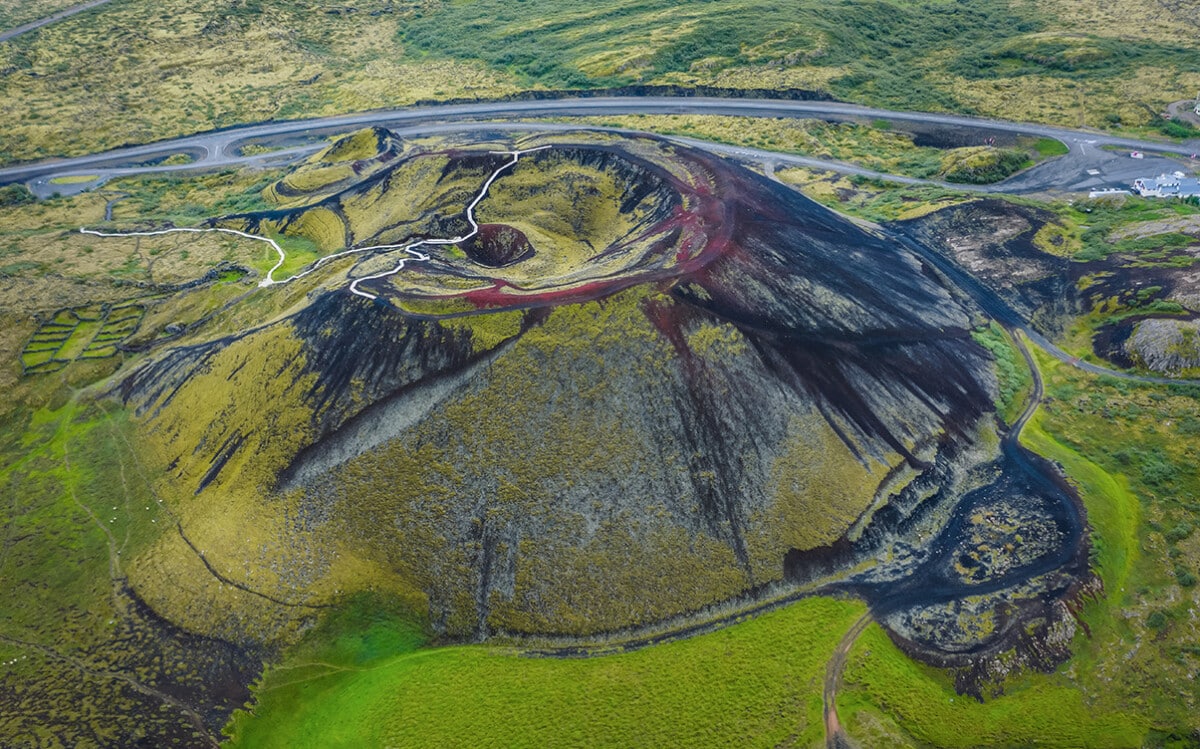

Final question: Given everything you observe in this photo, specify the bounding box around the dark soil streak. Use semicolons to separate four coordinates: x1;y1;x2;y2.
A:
174;523;330;610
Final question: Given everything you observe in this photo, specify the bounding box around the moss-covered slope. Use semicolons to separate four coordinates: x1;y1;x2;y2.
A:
114;132;1005;644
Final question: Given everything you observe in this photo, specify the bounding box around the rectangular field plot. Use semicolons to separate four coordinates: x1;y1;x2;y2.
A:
20;348;59;371
21;303;147;374
55;320;103;360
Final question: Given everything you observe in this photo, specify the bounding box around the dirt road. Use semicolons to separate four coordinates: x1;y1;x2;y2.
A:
823;613;872;749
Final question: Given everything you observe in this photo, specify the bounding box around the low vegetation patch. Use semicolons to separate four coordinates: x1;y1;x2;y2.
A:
971;323;1033;425
938;146;1030;184
839;344;1200;745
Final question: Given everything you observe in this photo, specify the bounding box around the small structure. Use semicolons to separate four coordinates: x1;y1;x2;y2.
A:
1088;188;1130;199
1132;172;1200;198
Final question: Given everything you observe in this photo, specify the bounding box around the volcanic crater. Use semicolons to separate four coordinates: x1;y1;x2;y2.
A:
116;129;1089;697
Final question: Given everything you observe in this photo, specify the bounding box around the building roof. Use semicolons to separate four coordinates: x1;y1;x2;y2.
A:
1133;172;1200;198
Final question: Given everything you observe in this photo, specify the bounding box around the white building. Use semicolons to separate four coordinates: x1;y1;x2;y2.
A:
1132;172;1200;198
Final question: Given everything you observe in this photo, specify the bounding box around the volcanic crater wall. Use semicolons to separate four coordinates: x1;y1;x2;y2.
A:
119;134;1008;645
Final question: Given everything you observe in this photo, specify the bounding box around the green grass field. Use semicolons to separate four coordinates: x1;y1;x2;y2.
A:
971;323;1034;425
838;623;1146;748
226;596;865;748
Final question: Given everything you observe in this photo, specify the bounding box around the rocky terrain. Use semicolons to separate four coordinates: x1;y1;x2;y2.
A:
902;198;1200;377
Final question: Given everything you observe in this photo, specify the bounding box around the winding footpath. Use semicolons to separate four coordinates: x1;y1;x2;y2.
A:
81;146;549;299
817;329;1051;749
348;146;547;300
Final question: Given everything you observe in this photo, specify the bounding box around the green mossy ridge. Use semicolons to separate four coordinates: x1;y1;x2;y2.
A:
970;323;1033;426
334;151;467;246
760;411;899;553
280;164;357;195
439;310;526;353
682;314;749;359
265;130;401;208
280;206;347;253
140;322;318;494
321;128;389;164
225;596;864;748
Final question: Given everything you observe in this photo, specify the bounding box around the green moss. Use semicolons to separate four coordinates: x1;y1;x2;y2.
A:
761;411;897;551
282;206;348;253
439;310;525;353
327;289;714;636
321;128;387;163
684;318;749;359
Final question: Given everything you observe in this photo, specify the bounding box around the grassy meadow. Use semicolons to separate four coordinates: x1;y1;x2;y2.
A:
568;114;1068;183
225;596;864;748
1;0;1199;165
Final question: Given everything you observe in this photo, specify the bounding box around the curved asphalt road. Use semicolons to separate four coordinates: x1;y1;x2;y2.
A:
4;96;1199;197
0;0;115;43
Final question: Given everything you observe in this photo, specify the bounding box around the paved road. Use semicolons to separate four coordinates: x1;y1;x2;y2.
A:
4;96;1199;196
1167;100;1200;128
0;0;115;42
